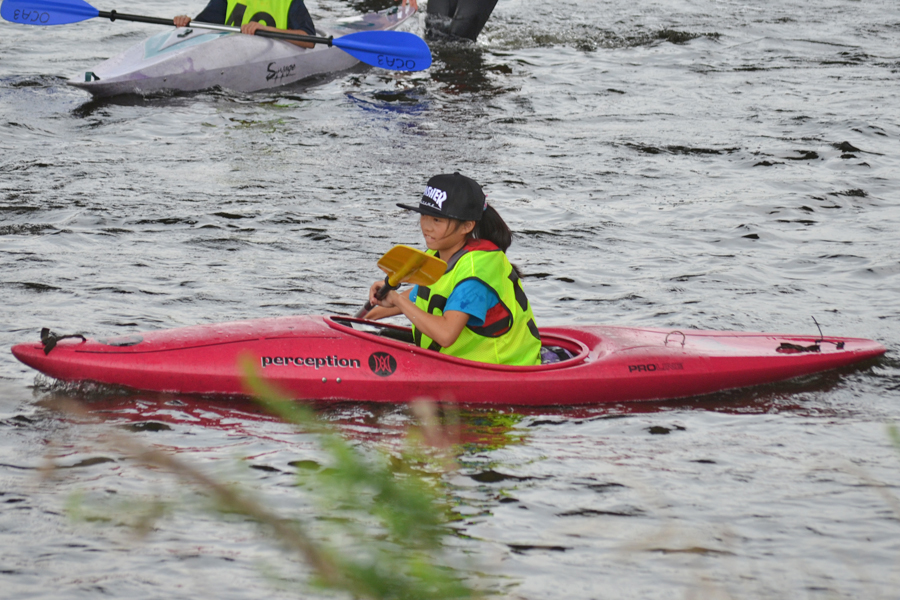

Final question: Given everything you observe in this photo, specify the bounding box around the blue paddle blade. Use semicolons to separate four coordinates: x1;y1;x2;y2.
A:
333;30;432;72
1;0;99;25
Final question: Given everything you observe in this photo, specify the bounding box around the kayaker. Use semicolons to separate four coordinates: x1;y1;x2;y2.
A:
366;173;542;366
173;0;316;48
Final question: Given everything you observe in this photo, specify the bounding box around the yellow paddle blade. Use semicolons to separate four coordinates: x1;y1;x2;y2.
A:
377;245;447;287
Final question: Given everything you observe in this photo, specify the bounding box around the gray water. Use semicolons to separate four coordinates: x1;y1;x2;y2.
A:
2;0;900;597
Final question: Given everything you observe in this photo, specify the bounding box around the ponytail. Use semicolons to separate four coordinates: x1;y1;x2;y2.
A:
472;204;512;252
469;204;523;278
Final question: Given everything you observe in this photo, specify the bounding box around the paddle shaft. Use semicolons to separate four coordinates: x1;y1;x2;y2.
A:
97;10;334;45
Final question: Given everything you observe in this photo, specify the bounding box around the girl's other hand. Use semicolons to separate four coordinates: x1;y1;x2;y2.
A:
173;15;191;27
242;21;273;35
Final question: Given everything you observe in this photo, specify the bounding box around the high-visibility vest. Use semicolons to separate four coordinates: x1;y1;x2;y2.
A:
413;239;541;366
225;0;291;29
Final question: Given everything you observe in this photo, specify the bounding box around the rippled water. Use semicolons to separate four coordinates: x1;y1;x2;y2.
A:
2;0;899;597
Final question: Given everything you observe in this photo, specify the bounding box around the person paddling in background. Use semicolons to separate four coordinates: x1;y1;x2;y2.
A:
173;0;315;48
366;173;542;366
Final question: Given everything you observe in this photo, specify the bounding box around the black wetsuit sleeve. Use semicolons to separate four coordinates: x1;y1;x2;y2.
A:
287;0;315;34
195;0;227;24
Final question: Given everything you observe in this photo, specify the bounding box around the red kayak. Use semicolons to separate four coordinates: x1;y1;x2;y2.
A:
11;316;885;405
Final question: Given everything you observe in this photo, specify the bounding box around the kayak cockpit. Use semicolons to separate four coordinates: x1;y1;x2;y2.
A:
329;316;591;367
332;317;416;344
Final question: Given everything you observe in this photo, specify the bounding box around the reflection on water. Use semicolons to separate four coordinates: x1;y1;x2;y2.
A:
429;42;509;95
23;350;891;453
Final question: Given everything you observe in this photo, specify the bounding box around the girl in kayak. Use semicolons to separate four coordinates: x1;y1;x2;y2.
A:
366;173;542;366
173;0;315;48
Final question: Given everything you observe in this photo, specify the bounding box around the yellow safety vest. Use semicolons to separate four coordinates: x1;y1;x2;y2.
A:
413;240;542;366
225;0;290;29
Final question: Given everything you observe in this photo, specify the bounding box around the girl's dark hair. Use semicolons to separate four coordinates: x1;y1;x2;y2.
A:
470;204;512;252
466;204;523;278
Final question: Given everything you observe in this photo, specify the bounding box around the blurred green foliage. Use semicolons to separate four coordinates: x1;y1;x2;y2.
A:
60;357;477;600
242;358;474;599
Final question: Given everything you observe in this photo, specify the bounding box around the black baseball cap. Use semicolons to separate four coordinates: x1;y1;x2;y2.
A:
397;172;487;221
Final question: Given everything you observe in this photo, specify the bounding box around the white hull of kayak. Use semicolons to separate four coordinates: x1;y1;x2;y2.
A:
67;6;416;97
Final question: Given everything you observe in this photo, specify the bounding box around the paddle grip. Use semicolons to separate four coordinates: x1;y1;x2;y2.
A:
354;275;397;319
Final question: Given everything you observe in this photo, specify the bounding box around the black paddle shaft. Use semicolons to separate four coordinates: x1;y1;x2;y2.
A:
98;10;334;45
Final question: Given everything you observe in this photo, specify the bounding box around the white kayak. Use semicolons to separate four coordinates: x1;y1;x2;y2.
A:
67;5;417;97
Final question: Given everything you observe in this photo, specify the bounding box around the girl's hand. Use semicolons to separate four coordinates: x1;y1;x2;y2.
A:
241;21;268;35
173;15;191;27
240;22;314;47
369;280;396;308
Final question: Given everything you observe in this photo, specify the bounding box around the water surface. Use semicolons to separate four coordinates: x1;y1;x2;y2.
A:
2;0;899;597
